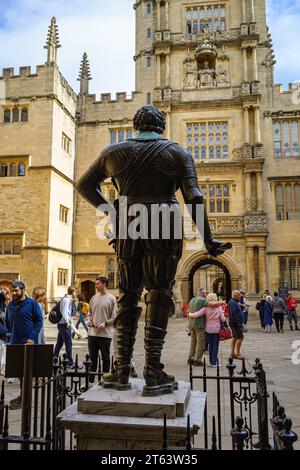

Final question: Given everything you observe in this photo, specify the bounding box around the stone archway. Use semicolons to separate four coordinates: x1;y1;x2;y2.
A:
177;250;242;304
80;280;96;302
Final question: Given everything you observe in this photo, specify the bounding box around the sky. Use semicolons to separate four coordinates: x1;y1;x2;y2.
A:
0;0;299;97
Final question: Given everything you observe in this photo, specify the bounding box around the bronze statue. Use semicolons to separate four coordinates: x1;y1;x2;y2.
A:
76;105;231;396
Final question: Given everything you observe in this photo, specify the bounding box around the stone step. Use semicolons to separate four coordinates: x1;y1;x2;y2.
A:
77;379;191;419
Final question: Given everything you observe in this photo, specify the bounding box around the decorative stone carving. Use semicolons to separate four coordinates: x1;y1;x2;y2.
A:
163;30;171;42
171;30;240;46
154;88;163;101
155;31;163;42
244;215;268;233
251;81;260;95
241;82;251;96
232;86;241;97
263;111;272;118
232;147;244;160
183;57;197;89
171;91;182;103
249;23;257;35
163;87;172;101
241;23;249;36
254;143;264;159
198;60;216;87
216;63;230;86
245;144;254;159
209;217;244;234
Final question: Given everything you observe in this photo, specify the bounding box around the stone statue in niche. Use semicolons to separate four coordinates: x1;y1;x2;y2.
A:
183;57;197;88
198;60;216;87
216;63;230;86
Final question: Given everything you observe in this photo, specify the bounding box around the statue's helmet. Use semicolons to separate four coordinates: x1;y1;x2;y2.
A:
133;105;165;134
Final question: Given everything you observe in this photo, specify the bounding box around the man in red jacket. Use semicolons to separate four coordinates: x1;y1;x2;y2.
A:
286;293;299;331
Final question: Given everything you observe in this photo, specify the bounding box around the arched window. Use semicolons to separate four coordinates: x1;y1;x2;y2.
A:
107;259;118;289
18;163;26;176
147;57;152;68
9;163;17;177
275;184;284;220
13;239;21;255
279;258;288;287
147;2;152;15
12;108;19;123
147;28;152;39
21;108;28;122
289;258;297;289
0;163;8;177
285;183;293;220
295;184;300;220
4;109;11;123
283;121;291;158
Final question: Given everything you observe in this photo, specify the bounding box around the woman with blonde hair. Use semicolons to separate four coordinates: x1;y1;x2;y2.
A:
32;287;48;344
189;293;225;367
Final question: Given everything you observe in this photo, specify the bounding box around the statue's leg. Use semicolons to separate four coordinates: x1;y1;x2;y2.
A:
142;252;180;397
103;258;143;390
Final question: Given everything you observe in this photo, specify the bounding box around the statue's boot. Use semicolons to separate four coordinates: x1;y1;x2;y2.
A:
142;291;178;397
103;307;142;390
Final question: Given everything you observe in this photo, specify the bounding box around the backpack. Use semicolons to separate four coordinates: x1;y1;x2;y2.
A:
81;302;89;315
48;300;63;324
255;301;261;311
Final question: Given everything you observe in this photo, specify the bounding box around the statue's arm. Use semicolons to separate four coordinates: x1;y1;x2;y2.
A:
178;149;232;257
75;148;112;210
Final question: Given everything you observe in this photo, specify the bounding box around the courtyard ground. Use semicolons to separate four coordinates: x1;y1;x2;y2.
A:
2;307;300;450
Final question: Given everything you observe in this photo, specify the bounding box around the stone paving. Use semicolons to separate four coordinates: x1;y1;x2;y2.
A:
1;307;300;450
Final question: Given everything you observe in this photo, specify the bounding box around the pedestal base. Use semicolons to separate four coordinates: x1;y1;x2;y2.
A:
58;380;206;450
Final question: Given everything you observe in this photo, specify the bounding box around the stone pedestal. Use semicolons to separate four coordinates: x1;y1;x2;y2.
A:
58;379;206;450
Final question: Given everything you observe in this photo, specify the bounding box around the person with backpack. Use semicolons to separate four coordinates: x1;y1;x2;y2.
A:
53;286;77;367
75;294;89;338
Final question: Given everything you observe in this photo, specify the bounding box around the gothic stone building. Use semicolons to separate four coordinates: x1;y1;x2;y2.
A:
0;1;299;306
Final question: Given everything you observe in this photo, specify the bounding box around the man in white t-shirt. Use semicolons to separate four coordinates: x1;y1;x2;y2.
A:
88;276;117;382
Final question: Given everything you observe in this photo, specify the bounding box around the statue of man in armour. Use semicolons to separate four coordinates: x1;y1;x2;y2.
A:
76;105;231;396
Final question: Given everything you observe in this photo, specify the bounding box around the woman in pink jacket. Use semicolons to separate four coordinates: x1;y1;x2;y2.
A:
188;293;225;367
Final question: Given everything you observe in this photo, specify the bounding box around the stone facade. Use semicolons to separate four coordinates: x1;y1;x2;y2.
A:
0;4;300;302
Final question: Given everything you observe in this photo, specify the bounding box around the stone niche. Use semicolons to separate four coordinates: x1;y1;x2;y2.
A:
183;36;230;89
58;379;206;450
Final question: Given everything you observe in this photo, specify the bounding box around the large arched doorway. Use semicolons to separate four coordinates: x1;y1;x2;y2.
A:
80;281;96;303
188;259;232;301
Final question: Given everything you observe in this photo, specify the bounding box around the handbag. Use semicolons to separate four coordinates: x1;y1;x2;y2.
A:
219;323;233;341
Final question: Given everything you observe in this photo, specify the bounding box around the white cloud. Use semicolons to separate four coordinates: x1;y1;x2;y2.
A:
0;0;300;93
0;0;135;96
266;0;300;87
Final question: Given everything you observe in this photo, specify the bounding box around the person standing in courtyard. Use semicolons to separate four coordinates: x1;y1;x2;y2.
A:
188;288;224;366
87;276;117;383
188;293;225;367
228;290;244;359
32;287;48;344
286;293;299;331
53;286;77;367
75;294;89;338
272;292;285;333
6;281;43;410
263;295;273;333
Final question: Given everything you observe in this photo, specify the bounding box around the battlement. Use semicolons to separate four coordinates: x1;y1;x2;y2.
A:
0;65;46;80
273;82;300;95
86;91;143;104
